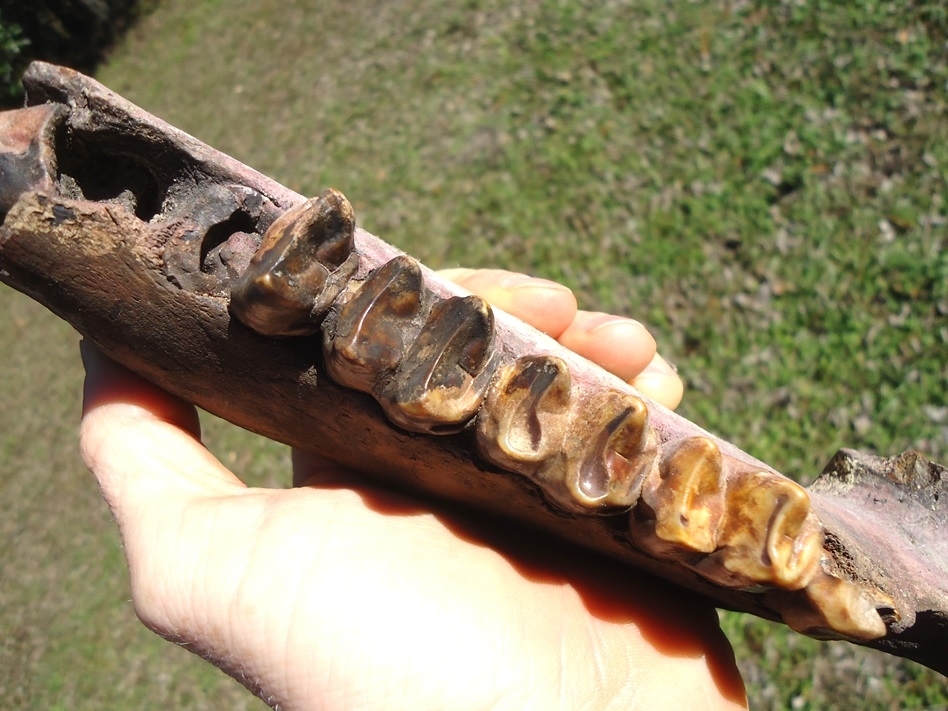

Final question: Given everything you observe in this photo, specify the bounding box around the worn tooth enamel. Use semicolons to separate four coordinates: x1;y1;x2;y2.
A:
475;355;571;469
630;436;725;555
476;357;654;513
566;390;655;511
230;188;358;336
228;188;848;638
767;570;900;642
220;183;897;646
19;60;948;663
378;294;497;433
769;570;893;642
698;471;823;590
323;255;425;393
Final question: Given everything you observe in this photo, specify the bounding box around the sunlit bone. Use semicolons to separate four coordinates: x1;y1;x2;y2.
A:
9;64;948;671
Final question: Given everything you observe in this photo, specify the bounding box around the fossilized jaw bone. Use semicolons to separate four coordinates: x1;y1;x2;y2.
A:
228;189;890;644
3;63;946;673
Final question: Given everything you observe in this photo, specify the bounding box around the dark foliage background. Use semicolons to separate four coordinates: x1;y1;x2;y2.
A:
0;0;144;106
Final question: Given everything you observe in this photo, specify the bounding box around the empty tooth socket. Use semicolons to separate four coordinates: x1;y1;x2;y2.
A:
323;255;426;393
378;294;498;434
767;569;894;642
629;436;726;558
476;355;655;514
230;188;358;336
696;470;823;591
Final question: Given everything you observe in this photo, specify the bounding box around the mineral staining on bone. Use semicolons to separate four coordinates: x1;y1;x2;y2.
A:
228;189;892;645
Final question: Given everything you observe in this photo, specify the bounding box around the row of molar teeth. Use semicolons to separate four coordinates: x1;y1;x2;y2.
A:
227;189;895;645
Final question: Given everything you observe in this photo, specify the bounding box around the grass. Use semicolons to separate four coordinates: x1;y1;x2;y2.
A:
1;0;945;708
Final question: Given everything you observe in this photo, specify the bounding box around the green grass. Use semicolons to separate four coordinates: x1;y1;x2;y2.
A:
1;0;946;708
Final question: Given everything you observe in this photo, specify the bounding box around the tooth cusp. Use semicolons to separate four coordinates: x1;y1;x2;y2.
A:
378;294;497;433
630;436;726;556
475;357;656;514
230;188;358;336
567;391;655;511
233;190;866;642
698;471;822;590
323;255;425;393
769;570;894;642
475;355;571;468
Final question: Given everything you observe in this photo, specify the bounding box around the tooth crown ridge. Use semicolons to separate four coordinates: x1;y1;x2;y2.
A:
474;354;657;513
228;189;893;645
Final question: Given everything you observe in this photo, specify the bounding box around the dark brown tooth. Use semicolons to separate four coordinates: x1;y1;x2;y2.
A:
630;436;725;556
323;255;425;393
378;295;497;433
475;354;572;471
230;188;358;336
696;471;823;590
566;390;655;511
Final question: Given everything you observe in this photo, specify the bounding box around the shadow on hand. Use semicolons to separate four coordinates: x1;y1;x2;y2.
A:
294;450;746;705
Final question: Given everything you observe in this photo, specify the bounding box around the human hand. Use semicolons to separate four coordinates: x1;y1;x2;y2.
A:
80;269;745;710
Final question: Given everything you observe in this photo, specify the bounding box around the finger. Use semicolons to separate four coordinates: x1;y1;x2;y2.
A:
439;270;685;409
631;353;685;410
438;268;578;338
79;342;244;529
555;310;657;381
80;341;202;435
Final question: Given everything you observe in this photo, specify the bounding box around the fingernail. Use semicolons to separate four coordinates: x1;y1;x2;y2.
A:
642;354;678;375
582;313;645;334
503;274;573;294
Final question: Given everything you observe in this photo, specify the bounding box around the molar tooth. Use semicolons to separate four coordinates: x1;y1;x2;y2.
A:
323;255;425;393
476;359;655;514
769;570;894;642
698;471;823;590
475;355;571;469
629;436;725;555
378;294;497;433
566;391;655;511
230;188;358;336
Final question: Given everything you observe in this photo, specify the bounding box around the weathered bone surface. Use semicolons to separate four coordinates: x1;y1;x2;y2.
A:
1;63;945;675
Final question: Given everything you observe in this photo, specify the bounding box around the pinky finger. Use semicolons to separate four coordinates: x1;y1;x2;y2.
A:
630;354;684;411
